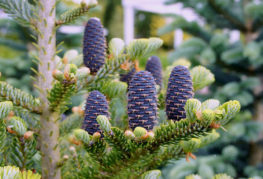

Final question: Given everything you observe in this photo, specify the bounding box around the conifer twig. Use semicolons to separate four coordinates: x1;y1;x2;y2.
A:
56;2;97;26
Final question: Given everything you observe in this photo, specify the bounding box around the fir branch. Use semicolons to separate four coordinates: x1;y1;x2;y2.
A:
8;135;24;168
0;166;41;178
87;80;127;99
87;56;127;87
23;139;38;169
47;78;77;113
0;0;35;28
56;3;97;26
0;115;7;164
98;120;211;177
84;140;106;157
158;16;212;42
252;17;263;32
147;120;208;150
0;101;13;119
146;145;185;170
105;127;135;153
0;82;41;114
0;38;28;52
60;113;83;136
13;106;39;130
111;145;184;178
207;0;246;32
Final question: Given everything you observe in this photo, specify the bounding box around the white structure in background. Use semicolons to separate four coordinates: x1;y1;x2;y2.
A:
122;0;240;47
0;1;241;46
122;0;202;48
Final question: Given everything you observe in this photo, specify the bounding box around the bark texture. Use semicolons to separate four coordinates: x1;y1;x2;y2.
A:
38;0;61;178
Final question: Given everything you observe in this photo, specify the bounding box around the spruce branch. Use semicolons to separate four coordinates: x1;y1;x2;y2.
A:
0;82;41;114
0;0;36;28
56;2;97;26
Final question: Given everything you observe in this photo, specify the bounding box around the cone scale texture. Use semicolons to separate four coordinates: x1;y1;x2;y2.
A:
83;18;106;74
145;56;163;87
128;71;157;130
166;65;193;121
120;68;136;87
82;90;109;135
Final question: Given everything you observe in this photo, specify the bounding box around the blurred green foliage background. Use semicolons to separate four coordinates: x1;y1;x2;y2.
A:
1;0;263;178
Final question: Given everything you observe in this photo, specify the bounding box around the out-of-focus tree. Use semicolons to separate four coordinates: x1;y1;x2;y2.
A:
159;0;263;178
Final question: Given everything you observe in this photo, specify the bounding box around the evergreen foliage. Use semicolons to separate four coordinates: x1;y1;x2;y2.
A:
160;0;263;178
0;0;242;178
0;0;35;28
57;1;97;26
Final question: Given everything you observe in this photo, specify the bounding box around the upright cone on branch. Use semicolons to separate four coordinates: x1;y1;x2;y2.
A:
128;71;157;130
166;65;193;121
82;90;109;135
120;68;136;87
145;56;163;87
83;17;106;74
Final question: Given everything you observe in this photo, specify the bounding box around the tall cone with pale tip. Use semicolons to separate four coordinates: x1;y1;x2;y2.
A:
145;56;163;87
83;17;106;74
166;65;193;121
82;90;109;135
128;71;157;130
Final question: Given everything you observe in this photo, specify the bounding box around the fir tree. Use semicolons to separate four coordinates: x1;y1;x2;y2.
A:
160;0;263;178
0;0;241;178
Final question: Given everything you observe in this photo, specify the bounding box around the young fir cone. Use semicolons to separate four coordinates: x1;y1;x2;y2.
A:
120;68;136;87
128;71;157;130
83;17;106;74
145;56;163;87
82;90;109;135
166;65;193;121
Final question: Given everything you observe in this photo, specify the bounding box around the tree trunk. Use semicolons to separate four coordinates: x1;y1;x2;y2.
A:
249;98;263;165
37;0;61;178
249;76;263;166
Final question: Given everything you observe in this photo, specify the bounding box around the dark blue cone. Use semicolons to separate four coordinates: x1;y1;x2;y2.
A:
145;56;163;87
120;68;136;87
82;90;109;135
83;18;106;74
128;71;157;130
165;65;193;121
